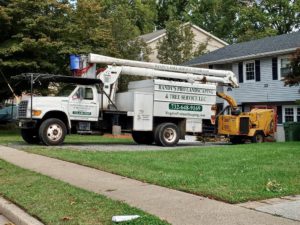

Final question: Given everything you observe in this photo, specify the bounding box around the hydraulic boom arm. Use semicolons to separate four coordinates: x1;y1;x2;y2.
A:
88;54;239;88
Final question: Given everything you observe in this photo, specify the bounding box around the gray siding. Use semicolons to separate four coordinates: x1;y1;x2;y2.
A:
229;57;299;104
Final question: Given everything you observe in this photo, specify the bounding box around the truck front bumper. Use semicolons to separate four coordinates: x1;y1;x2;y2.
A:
17;119;38;129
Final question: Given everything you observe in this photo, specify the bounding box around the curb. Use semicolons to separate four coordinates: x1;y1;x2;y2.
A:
0;197;44;225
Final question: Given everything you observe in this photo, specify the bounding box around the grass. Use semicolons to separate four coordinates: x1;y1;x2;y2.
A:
0;126;133;145
23;142;300;203
0;159;168;225
1;127;300;203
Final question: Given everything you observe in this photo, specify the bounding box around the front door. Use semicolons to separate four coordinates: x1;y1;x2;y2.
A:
69;86;99;121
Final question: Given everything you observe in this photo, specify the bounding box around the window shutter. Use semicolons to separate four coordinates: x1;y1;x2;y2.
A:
238;62;243;83
255;60;261;81
272;57;278;80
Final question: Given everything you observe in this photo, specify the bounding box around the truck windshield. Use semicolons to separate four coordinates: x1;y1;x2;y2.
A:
56;84;76;97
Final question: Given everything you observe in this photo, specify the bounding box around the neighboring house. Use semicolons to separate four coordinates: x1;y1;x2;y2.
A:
185;31;300;141
139;22;228;63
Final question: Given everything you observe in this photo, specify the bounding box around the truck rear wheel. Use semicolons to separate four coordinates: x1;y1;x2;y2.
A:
132;131;154;145
21;129;40;144
251;132;264;143
156;123;179;147
39;118;67;146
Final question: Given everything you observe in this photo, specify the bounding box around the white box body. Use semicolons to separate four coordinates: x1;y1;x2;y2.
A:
116;91;153;131
116;79;216;132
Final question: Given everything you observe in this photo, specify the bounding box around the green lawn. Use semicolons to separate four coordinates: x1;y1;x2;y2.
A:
0;127;133;145
1;128;300;204
24;142;300;203
0;159;168;225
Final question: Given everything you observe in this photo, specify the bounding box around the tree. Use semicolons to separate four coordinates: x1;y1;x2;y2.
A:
233;0;300;42
0;0;72;100
0;0;114;101
157;21;206;65
284;48;300;86
187;0;240;43
156;0;189;29
259;0;300;35
99;0;155;92
61;0;113;56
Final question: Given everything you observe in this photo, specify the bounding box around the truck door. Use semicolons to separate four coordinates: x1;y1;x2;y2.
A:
68;86;99;121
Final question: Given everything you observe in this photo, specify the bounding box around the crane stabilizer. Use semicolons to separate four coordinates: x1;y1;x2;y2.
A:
88;53;239;88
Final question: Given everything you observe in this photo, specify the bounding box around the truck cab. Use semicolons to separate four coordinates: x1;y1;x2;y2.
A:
18;83;102;145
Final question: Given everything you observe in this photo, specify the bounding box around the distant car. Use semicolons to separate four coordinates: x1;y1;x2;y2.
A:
0;105;18;124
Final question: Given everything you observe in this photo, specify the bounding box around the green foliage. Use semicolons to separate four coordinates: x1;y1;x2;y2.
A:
156;0;189;29
1;0;300;100
259;0;300;35
234;0;300;42
0;0;154;100
61;0;113;56
284;48;300;86
101;1;151;59
99;0;154;92
157;21;206;65
187;0;239;44
0;0;71;99
185;0;300;43
0;0;115;100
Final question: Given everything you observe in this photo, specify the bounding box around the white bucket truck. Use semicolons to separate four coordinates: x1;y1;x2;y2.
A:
16;54;238;146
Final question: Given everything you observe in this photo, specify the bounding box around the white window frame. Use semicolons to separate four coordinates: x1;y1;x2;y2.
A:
243;60;256;82
283;105;300;123
278;55;291;79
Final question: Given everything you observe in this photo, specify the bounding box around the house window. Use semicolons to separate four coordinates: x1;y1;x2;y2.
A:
283;106;300;122
244;61;255;81
279;57;291;78
284;107;294;122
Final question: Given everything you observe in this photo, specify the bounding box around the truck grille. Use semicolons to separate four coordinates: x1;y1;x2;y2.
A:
18;100;28;118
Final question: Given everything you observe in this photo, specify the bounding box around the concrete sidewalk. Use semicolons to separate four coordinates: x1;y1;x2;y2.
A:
0;145;299;225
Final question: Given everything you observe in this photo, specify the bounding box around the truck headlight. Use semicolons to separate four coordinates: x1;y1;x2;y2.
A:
32;110;42;116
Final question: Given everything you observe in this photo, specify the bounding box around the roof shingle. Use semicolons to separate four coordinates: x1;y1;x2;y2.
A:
185;31;300;66
139;29;166;43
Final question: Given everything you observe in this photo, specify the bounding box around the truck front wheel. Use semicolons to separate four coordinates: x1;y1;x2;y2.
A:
21;129;40;144
156;123;179;147
39;118;67;146
132;131;154;145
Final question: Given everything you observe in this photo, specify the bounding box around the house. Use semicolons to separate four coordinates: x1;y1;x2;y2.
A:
185;31;300;141
139;22;228;63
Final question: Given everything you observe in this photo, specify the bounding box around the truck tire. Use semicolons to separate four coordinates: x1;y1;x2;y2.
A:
39;118;67;146
154;123;165;146
251;132;264;143
132;131;154;145
21;129;40;144
156;123;179;147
